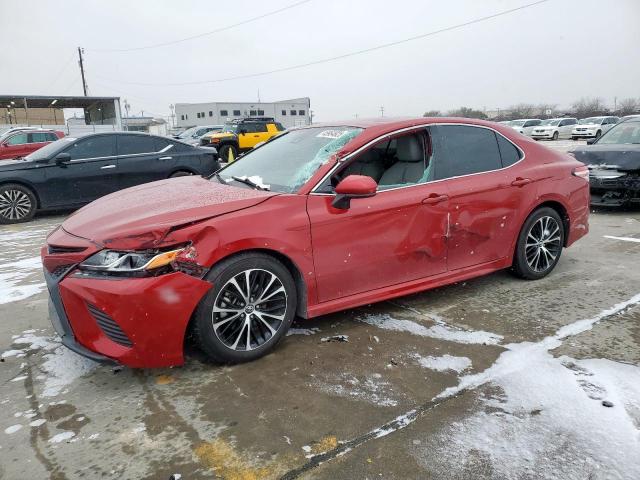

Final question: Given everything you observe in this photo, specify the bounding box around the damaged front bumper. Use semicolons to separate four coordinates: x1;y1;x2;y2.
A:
589;166;640;207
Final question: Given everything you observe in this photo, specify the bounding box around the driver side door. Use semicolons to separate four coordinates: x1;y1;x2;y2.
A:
307;130;449;303
44;135;120;207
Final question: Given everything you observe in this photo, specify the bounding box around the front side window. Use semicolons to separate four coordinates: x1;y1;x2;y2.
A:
65;135;116;160
6;133;27;145
217;127;362;193
118;135;156;155
429;125;502;180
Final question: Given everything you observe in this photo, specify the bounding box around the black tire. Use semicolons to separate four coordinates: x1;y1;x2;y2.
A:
595;130;602;139
511;207;565;280
192;253;297;363
218;144;238;163
534;138;540;141
552;131;559;140
170;170;194;178
0;183;37;224
571;137;578;141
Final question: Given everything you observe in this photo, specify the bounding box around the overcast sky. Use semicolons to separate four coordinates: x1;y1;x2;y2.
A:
1;0;638;121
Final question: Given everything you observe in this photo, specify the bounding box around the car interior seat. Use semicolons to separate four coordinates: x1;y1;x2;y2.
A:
378;135;425;186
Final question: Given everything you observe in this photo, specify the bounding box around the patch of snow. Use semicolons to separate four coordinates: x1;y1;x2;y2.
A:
286;327;320;336
29;419;46;427
49;431;75;443
12;333;56;352
4;424;22;434
11;375;27;382
0;256;45;304
314;373;398;407
360;313;502;345
414;354;472;373
604;235;640;244
41;346;99;398
88;433;100;440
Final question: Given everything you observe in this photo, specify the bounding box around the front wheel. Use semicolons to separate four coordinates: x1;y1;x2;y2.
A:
595;130;602;139
218;144;238;162
552;131;559;140
0;183;37;224
192;253;297;363
511;207;564;280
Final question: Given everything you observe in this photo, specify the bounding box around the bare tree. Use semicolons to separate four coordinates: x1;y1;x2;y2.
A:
508;103;536;119
536;103;558;118
617;97;639;115
571;97;607;118
447;107;487;119
423;110;442;117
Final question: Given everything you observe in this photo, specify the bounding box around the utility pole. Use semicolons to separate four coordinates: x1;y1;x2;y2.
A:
380;106;384;117
78;47;88;96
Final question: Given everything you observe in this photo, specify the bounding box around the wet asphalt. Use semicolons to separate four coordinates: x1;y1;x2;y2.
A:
1;140;640;480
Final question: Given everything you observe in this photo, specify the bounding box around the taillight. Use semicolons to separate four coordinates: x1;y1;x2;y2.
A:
572;165;589;180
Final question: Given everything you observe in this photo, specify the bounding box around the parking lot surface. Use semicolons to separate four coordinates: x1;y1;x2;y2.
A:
2;142;640;480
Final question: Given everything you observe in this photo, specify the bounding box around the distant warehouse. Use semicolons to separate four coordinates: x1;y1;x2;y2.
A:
174;97;310;129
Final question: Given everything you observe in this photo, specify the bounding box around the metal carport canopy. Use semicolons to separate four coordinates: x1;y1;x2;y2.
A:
0;94;119;109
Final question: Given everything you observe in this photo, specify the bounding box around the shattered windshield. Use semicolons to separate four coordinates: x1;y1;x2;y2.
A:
216;127;363;193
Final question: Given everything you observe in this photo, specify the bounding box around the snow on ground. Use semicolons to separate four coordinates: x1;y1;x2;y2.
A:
0;256;45;304
413;294;640;479
313;372;399;407
360;313;503;345
413;354;472;373
49;431;75;443
286;327;321;336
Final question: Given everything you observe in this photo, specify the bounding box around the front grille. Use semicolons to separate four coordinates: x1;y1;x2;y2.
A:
48;245;87;254
52;264;73;278
87;304;133;347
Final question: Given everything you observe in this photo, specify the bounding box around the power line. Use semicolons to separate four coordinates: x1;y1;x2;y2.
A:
93;0;550;86
89;0;312;53
48;52;77;90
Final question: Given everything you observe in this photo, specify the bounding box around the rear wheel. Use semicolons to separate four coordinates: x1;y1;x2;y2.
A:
511;207;564;280
0;184;37;224
218;144;238;162
552;131;559;140
192;253;297;363
170;170;193;178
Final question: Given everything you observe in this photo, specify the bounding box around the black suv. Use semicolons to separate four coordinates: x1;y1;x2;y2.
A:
0;132;219;224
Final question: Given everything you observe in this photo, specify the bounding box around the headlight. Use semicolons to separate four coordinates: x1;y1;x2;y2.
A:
76;245;201;278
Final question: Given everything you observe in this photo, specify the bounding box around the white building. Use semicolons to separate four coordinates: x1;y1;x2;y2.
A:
174;97;310;129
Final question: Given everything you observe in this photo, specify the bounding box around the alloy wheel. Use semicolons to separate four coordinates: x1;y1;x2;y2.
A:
525;216;562;273
211;268;287;351
0;189;32;221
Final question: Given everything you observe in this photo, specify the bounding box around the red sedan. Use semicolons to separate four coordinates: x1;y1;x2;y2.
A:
0;129;65;160
41;118;589;367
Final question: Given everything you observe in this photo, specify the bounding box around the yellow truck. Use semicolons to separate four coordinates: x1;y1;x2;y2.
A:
200;117;285;161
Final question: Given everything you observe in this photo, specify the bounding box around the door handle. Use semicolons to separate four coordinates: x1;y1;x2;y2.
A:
422;194;449;205
100;164;116;169
253;135;260;138
159;156;172;160
511;177;532;187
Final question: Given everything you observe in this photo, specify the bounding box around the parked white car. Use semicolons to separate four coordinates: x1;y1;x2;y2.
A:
531;118;578;140
571;116;619;140
173;125;224;145
510;119;542;136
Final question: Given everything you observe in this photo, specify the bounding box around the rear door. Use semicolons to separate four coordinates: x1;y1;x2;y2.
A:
116;134;176;189
27;132;51;155
429;124;529;271
44;135;119;207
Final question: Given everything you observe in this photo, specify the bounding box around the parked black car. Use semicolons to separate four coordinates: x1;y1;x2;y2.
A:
570;117;640;207
0;132;219;224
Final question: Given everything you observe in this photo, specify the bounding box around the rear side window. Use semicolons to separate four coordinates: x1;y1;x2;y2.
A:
65;135;116;160
30;133;49;143
154;137;172;152
46;132;58;141
118;135;156;155
496;134;522;167
430;125;502;180
275;123;285;131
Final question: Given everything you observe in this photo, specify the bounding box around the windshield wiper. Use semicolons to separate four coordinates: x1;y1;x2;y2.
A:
213;172;227;184
232;175;269;191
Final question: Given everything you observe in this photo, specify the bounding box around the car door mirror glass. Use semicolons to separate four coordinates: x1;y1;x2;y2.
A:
332;175;377;209
239;129;247;135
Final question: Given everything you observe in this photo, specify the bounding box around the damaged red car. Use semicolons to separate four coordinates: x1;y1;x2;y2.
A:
41;118;590;368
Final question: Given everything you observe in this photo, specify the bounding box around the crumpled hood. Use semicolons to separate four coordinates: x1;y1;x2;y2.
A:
62;176;277;249
570;144;640;171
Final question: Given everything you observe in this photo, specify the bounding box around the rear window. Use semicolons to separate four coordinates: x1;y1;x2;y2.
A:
496;134;522;167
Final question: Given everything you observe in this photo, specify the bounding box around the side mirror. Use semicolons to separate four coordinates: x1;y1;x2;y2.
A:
332;175;377;209
239;129;247;135
586;138;597;145
55;152;71;164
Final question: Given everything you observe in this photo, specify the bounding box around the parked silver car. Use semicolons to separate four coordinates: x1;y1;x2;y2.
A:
531;118;578;140
510;119;541;136
571;116;619;140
